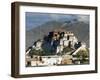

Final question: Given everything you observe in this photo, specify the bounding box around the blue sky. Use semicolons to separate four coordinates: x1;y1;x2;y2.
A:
26;12;89;31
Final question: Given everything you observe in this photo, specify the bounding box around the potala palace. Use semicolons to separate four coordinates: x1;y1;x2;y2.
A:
25;30;89;67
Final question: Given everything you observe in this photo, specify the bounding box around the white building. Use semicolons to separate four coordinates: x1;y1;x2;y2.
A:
71;36;78;48
59;39;63;45
26;48;31;55
63;40;69;47
63;36;67;41
72;42;87;55
56;45;64;53
69;36;73;41
34;40;43;50
81;42;86;48
64;33;68;37
55;31;79;53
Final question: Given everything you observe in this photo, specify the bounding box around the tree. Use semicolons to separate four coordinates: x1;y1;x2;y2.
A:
29;49;44;56
62;47;73;54
76;49;89;63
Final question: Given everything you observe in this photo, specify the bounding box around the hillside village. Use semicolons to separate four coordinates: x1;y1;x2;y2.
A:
26;30;89;67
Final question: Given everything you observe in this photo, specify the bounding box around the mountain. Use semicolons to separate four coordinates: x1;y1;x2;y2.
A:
26;21;89;50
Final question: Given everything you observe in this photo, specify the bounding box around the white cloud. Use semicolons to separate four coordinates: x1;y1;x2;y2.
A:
77;15;89;23
48;14;61;21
